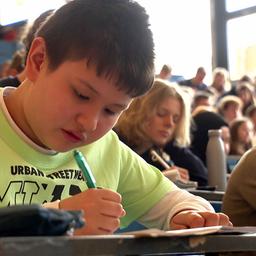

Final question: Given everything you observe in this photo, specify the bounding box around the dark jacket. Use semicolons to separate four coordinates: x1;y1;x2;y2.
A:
190;111;228;166
141;141;208;186
0;76;21;87
116;132;208;186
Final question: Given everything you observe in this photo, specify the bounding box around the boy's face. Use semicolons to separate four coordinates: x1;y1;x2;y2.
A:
23;38;132;152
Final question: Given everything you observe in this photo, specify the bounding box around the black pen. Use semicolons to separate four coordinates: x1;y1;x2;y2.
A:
73;150;97;188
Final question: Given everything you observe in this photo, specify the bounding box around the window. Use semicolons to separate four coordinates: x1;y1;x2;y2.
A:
213;1;256;80
227;13;256;80
226;0;256;12
137;0;212;82
0;0;66;26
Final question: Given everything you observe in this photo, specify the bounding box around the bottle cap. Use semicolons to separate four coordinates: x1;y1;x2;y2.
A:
208;129;221;136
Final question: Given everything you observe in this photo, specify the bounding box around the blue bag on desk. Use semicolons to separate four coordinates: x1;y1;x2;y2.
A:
0;204;84;236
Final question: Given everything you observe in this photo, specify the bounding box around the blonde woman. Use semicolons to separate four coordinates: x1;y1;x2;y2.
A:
115;79;208;186
209;67;231;99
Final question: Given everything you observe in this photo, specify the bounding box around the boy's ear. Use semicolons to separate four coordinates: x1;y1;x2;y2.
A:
26;37;47;82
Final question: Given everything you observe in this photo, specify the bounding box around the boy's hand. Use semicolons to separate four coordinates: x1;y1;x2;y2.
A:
170;210;232;229
59;188;126;235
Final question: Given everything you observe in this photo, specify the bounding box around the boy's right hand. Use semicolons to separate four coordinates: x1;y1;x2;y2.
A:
59;188;126;235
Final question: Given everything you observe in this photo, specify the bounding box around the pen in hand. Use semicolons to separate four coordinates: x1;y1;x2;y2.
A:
73;150;97;188
150;149;171;169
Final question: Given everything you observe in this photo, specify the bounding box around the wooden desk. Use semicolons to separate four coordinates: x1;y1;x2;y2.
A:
1;233;256;256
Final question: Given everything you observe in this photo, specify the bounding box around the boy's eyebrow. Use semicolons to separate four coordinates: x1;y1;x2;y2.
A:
78;79;99;95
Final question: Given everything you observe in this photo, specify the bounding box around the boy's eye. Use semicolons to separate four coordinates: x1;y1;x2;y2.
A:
74;89;90;100
104;108;117;116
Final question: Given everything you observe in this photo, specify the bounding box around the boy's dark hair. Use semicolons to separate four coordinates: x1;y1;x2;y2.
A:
23;9;54;64
36;0;155;97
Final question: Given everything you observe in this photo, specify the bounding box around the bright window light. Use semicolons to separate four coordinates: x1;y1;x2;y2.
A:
0;0;66;26
137;0;212;82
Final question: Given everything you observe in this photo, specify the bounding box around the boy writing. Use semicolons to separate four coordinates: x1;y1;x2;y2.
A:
0;0;231;235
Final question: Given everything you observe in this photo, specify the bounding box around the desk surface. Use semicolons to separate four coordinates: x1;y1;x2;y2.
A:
1;233;256;256
188;189;224;201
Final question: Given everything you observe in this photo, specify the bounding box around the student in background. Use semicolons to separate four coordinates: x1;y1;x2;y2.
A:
222;147;256;226
209;67;231;99
0;51;25;87
0;60;11;79
156;64;172;80
0;9;54;88
115;79;208;186
3;51;24;76
216;95;243;125
223;79;256;225
245;104;256;145
0;0;231;235
229;117;253;156
179;66;208;91
191;110;230;167
191;91;213;112
236;82;256;115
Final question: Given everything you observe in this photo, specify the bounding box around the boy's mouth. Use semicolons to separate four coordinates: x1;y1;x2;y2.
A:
62;129;86;143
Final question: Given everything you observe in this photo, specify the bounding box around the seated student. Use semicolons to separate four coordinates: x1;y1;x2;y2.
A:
0;51;25;87
229;117;253;156
236;82;256;115
115;79;208;186
0;0;231;235
209;67;231;100
0;60;11;79
0;9;54;88
191;91;213;112
246;104;256;145
222;147;256;226
191;110;230;167
216;95;243;125
178;66;208;91
155;64;172;80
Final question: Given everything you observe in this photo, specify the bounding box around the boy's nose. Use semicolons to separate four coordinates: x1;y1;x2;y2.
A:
77;112;99;133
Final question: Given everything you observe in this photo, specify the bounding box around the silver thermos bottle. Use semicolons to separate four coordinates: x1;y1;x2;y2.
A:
206;129;227;191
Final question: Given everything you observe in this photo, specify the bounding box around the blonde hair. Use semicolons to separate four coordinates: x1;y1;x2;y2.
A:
217;95;243;115
192;105;216;117
212;67;231;92
115;79;191;150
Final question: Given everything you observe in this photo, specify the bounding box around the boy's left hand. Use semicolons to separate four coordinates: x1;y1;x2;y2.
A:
170;210;232;229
